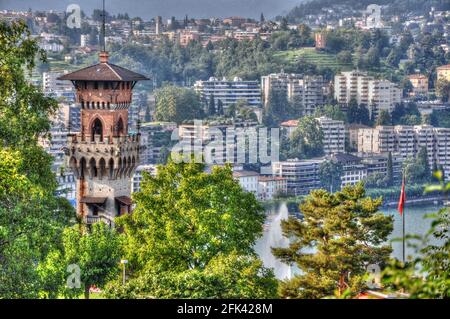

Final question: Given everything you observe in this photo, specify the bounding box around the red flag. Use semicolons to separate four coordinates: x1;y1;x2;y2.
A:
398;176;406;216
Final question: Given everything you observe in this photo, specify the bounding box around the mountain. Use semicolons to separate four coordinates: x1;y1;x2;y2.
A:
0;0;302;19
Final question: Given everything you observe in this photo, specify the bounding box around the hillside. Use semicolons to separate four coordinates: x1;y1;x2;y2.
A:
285;0;450;22
273;47;353;71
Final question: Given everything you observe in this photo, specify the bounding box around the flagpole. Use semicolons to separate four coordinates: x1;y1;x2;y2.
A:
402;202;405;263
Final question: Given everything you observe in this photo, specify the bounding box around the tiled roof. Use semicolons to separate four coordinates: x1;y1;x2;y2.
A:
280;120;299;127
57;62;149;81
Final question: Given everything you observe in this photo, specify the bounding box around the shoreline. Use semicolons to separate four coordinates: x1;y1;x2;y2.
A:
262;194;447;208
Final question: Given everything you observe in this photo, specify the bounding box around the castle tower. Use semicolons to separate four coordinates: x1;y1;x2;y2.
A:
59;51;148;225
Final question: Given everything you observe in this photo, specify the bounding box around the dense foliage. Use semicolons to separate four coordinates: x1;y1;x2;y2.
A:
105;159;277;298
273;184;393;298
0;21;74;298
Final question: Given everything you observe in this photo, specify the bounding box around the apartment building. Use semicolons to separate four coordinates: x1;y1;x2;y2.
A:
358;125;450;178
272;158;324;196
334;71;401;116
316;116;346;155
368;79;402;115
194;77;261;109
257;176;288;200
139;122;177;165
346;123;370;151
131;165;158;193
42;71;74;98
327;153;367;187
233;170;259;196
261;73;325;114
177;122;259;165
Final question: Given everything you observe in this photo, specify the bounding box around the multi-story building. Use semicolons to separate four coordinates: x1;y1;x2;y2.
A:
346;123;370;151
287;76;325;115
437;64;450;82
257;176;288;200
194;77;261;110
177;121;258;165
334;71;401;116
272;158;324;196
139;122;177;165
316;116;346;155
131;164;158;193
327;153;367;187
358;125;450;178
43;71;75;98
408;74;429;96
233;170;259;196
261;73;325;114
334;71;373;105
358;126;397;154
367;79;402;116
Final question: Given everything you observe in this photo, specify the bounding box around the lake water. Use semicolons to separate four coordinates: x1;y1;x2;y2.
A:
255;201;443;280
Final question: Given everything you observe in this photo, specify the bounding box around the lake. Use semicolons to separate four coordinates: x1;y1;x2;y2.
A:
255;201;443;280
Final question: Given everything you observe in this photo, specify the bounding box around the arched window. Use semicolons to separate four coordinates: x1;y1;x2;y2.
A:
89;158;97;178
91;118;103;142
99;158;106;179
108;158;114;179
80;158;87;179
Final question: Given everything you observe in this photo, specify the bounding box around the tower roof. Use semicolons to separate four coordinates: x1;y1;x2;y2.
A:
58;52;149;82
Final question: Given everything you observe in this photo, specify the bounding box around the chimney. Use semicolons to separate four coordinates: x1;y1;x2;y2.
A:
99;51;109;63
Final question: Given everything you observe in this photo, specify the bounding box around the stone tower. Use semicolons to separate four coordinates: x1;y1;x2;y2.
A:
59;51;148;225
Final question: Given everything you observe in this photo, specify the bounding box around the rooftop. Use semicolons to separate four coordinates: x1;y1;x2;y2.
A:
57;52;149;82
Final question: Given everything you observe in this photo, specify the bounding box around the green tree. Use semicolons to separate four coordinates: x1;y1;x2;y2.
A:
376;110;392;126
0;21;73;298
154;85;203;123
319;160;343;192
337;50;353;64
436;79;450;102
208;94;216;116
314;105;346;122
387;151;394;186
273;184;393;299
217;99;224;116
264;88;289;126
39;223;123;299
105;252;277;299
107;159;276;298
289;116;324;159
417;146;431;182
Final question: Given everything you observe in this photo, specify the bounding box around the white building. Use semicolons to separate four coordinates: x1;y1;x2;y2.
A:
131;165;158;193
272;158;324;196
334;71;401;116
194;77;262;109
367;79;402;115
257;176;287;200
358;124;450;178
43;71;74;97
233;170;259;196
316;116;346;155
262;73;325;114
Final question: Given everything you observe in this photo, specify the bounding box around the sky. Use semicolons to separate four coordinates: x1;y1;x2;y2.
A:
0;0;303;19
